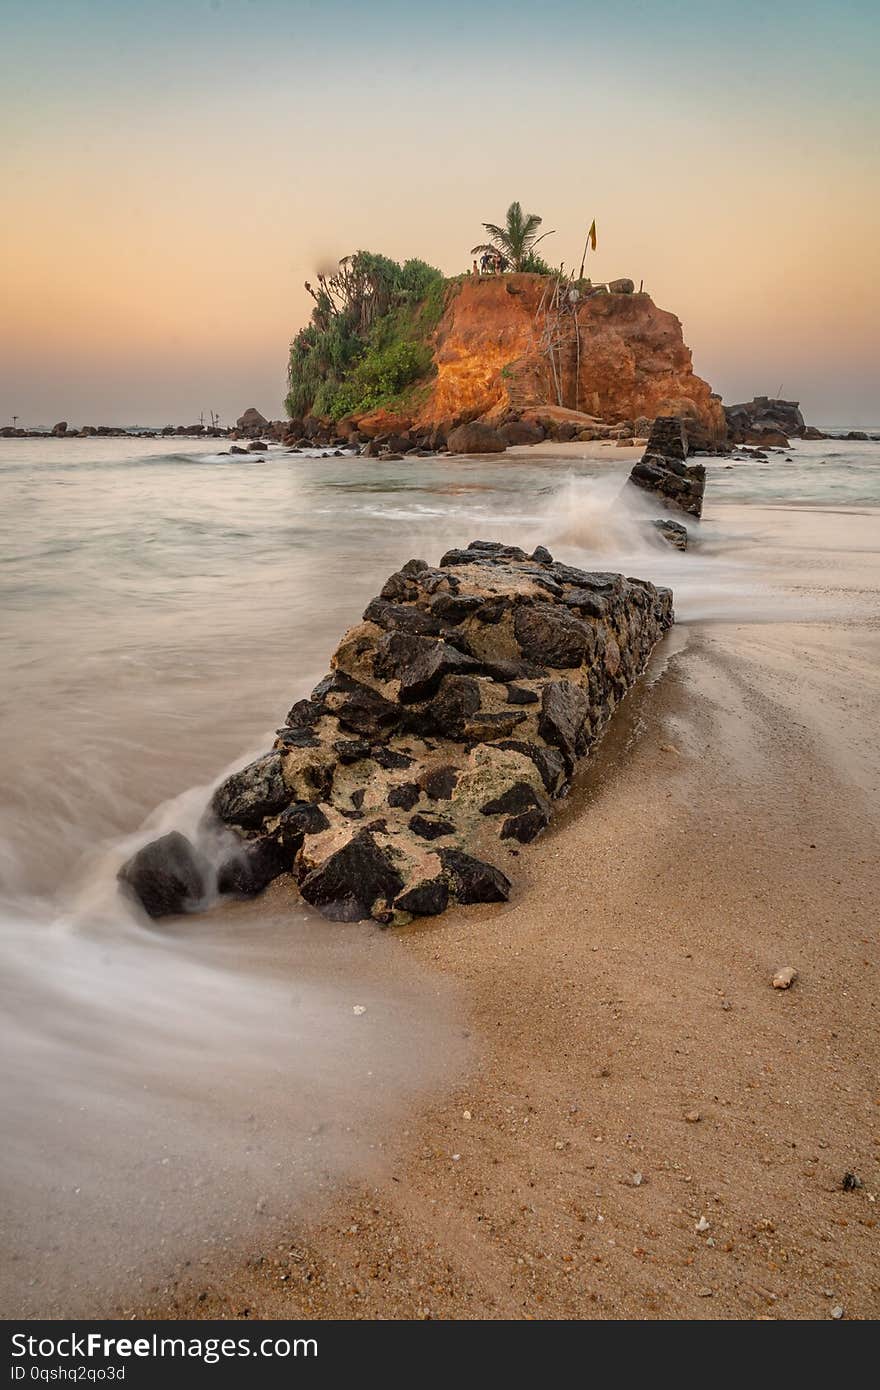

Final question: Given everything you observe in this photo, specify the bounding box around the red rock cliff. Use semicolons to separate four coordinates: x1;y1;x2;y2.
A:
412;274;725;442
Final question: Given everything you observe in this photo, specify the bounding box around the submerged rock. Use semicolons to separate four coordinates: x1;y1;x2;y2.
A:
217;836;290;897
118;831;211;918
651;518;688;550
128;541;674;925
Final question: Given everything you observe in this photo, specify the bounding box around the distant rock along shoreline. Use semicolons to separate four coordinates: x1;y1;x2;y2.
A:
3;398;874;446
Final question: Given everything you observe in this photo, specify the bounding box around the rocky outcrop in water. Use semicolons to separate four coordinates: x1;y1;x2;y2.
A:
724;397;805;446
651;518;688;551
627;416;706;520
119;544;673;925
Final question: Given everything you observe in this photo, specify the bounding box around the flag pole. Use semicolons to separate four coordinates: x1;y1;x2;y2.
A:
577;219;596;282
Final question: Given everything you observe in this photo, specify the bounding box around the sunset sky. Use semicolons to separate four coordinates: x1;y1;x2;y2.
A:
2;0;878;425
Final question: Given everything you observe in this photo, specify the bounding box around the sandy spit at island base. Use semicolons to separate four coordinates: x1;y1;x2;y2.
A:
139;501;880;1321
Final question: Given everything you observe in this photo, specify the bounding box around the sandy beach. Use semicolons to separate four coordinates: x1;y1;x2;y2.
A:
135;501;880;1321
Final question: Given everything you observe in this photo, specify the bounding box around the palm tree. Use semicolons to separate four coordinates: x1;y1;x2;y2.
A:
471;201;555;271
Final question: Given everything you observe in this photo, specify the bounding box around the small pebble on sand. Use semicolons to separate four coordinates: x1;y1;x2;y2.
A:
772;966;798;989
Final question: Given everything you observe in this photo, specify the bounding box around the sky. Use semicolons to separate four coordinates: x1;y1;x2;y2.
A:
1;0;878;426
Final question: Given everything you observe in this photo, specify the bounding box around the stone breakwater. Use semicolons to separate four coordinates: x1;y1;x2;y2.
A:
119;543;674;925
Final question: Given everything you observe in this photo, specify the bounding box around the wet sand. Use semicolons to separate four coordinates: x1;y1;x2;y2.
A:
140;504;880;1321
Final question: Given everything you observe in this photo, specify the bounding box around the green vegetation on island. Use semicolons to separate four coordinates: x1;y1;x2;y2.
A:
285;252;448;422
284;203;563;422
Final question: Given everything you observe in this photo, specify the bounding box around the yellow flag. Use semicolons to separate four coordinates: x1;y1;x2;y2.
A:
588;219;597;251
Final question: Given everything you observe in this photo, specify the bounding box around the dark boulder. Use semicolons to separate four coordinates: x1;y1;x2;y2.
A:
211;752;290;830
363;599;441;636
408;812;456;840
397;641;480;703
513;603;593;668
335;679;402;739
118;831;211;919
394;877;449;917
538;680;590;768
446;422;507;455
298;829;404;921
413;675;482;738
423;765;459;800
387;781;421;810
439;848;511;904
277;800;331;848
481;781;547;817
217;836;290;896
501;806;552;843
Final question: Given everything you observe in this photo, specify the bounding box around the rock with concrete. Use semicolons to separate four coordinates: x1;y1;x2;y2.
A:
130;543;673;927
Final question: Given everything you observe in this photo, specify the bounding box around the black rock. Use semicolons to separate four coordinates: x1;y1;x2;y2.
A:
531;545;553;563
538;681;590;768
409;812;456;841
118;831;211;919
505;683;538;705
412;675;482;738
380;569;420;602
500;806;551;843
336;679;402;740
285;697;324;727
398;641;480;704
513;603;593;668
552;564;620;591
645;415;688;460
217;837;290;896
371;745;414;770
466;540;529;559
277;801;331;850
429;593;485;624
439;848;511;904
423;765;459;800
274;726;320;749
334;738;372;763
387;781;421;810
564;589;608;619
298;829;404;921
363;599;441;635
394;877;449;916
211;752;290;829
372;631;436;681
495;739;567;796
481;781;544;816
